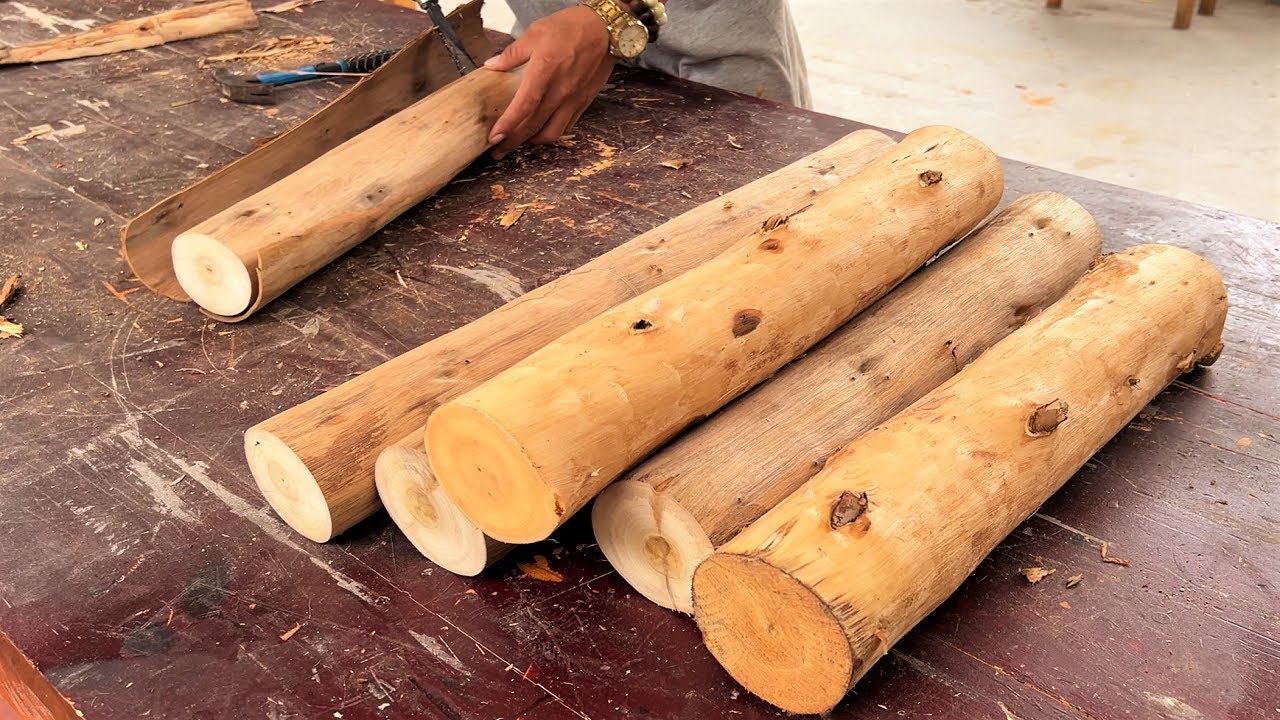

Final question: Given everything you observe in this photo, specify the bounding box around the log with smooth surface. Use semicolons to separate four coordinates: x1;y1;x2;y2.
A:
375;430;510;576
593;192;1102;613
171;66;522;319
0;1;258;65
245;129;896;543
428;126;1004;544
692;244;1228;715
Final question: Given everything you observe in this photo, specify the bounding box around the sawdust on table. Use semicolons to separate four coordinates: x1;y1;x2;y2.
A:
279;622;303;641
1100;542;1130;567
199;35;335;68
517;555;563;582
659;158;689;170
0;274;22;339
498;204;525;229
1065;573;1084;588
569;139;617;180
1020;566;1055;584
0;275;20;308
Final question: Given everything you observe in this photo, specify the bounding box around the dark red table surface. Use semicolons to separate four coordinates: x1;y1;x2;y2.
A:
1;2;1277;719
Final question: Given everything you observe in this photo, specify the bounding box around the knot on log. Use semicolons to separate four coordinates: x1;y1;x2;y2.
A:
1196;340;1225;368
830;491;869;529
759;203;812;233
732;309;763;337
1176;350;1198;373
918;170;943;186
761;214;788;232
631;318;655;333
1026;399;1068;437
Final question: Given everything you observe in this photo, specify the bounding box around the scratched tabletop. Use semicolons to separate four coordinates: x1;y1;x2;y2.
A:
1;2;1277;719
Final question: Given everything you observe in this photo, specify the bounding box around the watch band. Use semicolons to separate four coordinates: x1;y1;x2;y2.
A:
621;0;660;42
580;0;650;59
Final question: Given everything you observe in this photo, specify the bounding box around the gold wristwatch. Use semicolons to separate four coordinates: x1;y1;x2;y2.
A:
580;0;649;60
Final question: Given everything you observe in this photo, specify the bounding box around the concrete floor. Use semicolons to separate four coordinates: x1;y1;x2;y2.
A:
472;0;1279;221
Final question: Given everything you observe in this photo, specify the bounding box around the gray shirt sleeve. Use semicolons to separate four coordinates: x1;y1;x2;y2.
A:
508;0;812;108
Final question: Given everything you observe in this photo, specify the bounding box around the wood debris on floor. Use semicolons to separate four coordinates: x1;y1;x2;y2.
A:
200;35;336;67
1100;542;1130;567
517;555;564;582
1020;566;1056;584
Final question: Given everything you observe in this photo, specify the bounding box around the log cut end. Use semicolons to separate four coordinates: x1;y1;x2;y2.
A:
375;443;495;576
592;480;714;614
693;553;854;715
427;403;559;544
245;427;334;543
172;231;254;316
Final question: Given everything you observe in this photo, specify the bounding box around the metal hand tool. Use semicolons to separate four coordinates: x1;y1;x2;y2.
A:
416;0;478;74
214;48;399;104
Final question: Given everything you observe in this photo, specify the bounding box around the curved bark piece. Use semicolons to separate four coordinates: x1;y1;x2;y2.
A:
120;1;492;307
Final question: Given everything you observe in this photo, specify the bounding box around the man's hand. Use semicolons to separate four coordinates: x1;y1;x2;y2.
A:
485;6;615;158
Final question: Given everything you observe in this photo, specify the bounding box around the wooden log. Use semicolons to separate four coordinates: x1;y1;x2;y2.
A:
375;430;510;575
593;192;1102;613
0;1;258;65
692;244;1228;715
427;126;1004;544
245;129;896;543
122;2;493;306
171;67;522;319
0;631;80;720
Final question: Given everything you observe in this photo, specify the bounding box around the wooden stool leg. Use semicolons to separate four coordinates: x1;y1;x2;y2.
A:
1046;0;1063;8
1198;0;1217;16
1174;0;1195;28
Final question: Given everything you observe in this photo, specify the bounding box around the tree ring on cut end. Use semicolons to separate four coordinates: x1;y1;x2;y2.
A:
245;427;332;542
592;480;712;614
172;232;254;317
693;553;853;714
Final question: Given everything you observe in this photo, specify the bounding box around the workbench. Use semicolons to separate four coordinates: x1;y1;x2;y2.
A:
1;2;1277;718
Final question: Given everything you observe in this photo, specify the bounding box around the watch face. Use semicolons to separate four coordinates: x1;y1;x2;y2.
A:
615;24;648;58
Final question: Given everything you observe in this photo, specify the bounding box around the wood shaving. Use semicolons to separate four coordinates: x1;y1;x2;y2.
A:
263;0;325;12
11;124;53;146
0;317;24;339
1020;566;1055;584
0;275;20;308
200;35;335;67
570;139;617;179
1065;573;1084;588
659;159;688;170
102;280;142;304
490;183;508;200
498;204;525;229
1100;542;1130;567
279;622;303;641
1059;600;1071;609
727;134;743;150
517;555;563;583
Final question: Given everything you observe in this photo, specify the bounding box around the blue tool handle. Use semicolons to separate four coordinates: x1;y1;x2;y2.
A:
255;67;320;86
253;48;399;86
